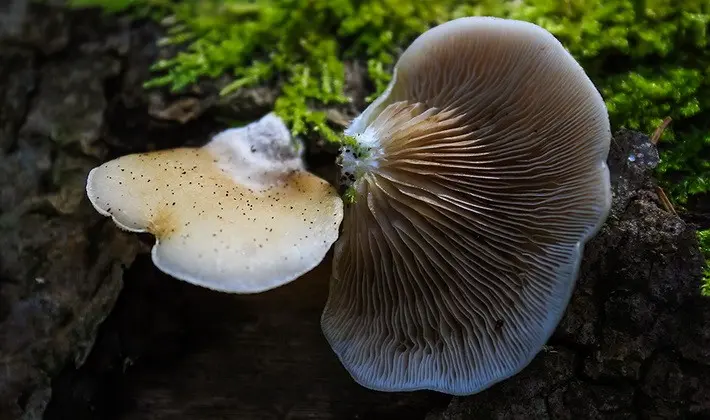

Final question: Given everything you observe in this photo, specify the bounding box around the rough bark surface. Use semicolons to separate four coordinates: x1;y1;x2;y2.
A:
0;2;707;420
0;3;143;419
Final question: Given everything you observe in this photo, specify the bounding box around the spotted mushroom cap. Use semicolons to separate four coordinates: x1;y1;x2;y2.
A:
86;113;344;293
321;17;612;395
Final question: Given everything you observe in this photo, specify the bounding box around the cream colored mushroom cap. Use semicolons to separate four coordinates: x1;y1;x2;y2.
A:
322;17;612;395
86;113;344;293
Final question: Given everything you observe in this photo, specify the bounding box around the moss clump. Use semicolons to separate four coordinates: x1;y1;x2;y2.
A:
68;0;452;145
698;229;710;296
342;185;357;205
69;0;710;208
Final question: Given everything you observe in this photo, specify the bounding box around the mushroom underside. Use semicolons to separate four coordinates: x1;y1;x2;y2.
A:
322;17;611;395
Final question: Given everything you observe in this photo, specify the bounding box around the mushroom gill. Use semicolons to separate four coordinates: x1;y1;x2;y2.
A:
321;17;612;395
86;113;343;293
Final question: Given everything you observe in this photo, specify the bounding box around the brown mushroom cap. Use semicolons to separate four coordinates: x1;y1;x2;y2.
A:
86;113;343;293
322;17;611;395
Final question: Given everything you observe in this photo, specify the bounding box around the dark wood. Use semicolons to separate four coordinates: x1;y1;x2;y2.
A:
61;252;451;420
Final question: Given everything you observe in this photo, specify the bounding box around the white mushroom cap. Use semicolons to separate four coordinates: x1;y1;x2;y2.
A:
86;113;344;293
322;17;611;395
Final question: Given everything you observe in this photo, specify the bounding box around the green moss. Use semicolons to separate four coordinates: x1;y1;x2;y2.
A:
341;134;359;150
68;0;710;207
67;0;452;144
342;185;358;205
698;229;710;296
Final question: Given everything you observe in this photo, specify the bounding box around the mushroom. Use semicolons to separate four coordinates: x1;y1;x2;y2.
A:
322;17;612;395
86;113;344;293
